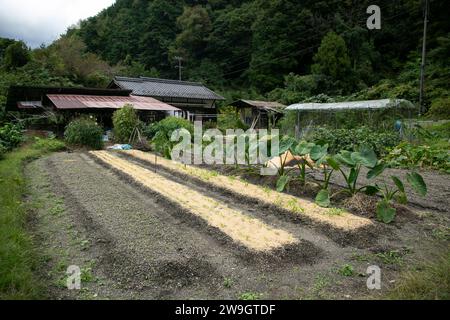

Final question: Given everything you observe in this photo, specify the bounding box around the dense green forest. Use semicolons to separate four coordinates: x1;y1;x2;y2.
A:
1;0;449;118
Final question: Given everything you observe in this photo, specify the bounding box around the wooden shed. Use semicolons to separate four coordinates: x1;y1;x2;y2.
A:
230;99;286;129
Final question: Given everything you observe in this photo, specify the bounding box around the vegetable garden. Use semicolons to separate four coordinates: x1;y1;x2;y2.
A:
0;104;448;300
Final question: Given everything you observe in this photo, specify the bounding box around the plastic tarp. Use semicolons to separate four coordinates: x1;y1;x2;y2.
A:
286;99;415;111
107;144;132;150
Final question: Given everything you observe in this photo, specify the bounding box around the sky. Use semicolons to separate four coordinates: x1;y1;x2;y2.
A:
0;0;116;48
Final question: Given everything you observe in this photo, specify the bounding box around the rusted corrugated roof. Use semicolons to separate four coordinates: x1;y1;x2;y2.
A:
5;85;132;112
46;94;180;111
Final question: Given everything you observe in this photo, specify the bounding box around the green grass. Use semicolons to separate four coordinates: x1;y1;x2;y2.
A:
223;277;233;288
337;264;355;277
375;250;406;265
388;252;450;300
238;292;262;300
0;138;65;299
327;207;346;216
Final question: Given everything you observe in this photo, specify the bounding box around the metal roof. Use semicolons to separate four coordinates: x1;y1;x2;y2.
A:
231;99;286;113
111;76;225;101
46;94;180;111
286;99;416;111
6;85;132;111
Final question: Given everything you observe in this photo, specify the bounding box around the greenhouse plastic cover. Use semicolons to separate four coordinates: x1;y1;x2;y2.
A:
286;99;415;111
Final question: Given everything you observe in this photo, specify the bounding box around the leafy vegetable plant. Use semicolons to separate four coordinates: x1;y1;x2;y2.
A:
315;146;379;206
372;172;427;223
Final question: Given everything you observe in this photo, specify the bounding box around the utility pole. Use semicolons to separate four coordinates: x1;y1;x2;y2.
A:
174;56;184;81
419;0;429;116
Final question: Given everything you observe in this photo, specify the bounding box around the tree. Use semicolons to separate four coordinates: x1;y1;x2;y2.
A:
3;41;30;70
139;0;183;75
170;5;212;60
48;35;113;87
248;1;315;92
311;31;353;93
312;31;351;80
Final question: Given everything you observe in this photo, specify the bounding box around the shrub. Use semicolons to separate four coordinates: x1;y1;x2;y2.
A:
64;117;104;149
112;104;141;143
384;142;450;173
32;137;65;152
427;121;450;139
145;117;194;158
0;123;23;150
310;127;400;156
217;106;248;132
427;97;450;120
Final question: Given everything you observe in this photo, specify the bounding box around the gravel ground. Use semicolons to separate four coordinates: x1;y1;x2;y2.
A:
25;151;450;300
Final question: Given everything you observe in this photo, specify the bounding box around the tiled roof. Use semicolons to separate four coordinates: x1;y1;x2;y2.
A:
112;76;225;101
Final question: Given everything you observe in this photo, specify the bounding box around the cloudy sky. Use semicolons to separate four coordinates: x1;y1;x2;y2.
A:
0;0;116;48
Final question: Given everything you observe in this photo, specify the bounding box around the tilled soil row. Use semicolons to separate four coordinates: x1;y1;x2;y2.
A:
118;150;383;247
89;151;326;261
44;156;222;295
90;151;296;251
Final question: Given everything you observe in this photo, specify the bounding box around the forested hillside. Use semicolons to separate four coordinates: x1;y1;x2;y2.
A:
1;0;449;115
74;0;449;105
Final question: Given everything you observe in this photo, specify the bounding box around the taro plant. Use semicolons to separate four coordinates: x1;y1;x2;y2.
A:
275;139;336;194
291;141;315;186
310;144;335;191
315;146;379;207
332;146;379;195
372;172;427;223
274;136;297;192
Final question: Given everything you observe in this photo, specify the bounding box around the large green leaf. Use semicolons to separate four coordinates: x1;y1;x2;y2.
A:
351;147;378;168
326;156;340;170
365;185;380;196
391;176;405;193
406;172;427;196
367;163;386;179
315;189;330;208
376;200;396;223
348;168;357;185
310;144;328;161
294;141;315;156
335;150;355;167
278;136;296;155
276;175;291;192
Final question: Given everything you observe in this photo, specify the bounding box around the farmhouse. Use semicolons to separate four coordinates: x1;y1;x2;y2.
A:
230;99;286;129
5;85;180;130
108;76;225;121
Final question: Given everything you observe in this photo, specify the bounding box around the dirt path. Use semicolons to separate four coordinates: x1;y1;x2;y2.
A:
26;151;449;300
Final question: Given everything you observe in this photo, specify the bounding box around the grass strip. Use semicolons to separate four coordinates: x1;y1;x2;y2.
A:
0;138;65;299
388;251;450;300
